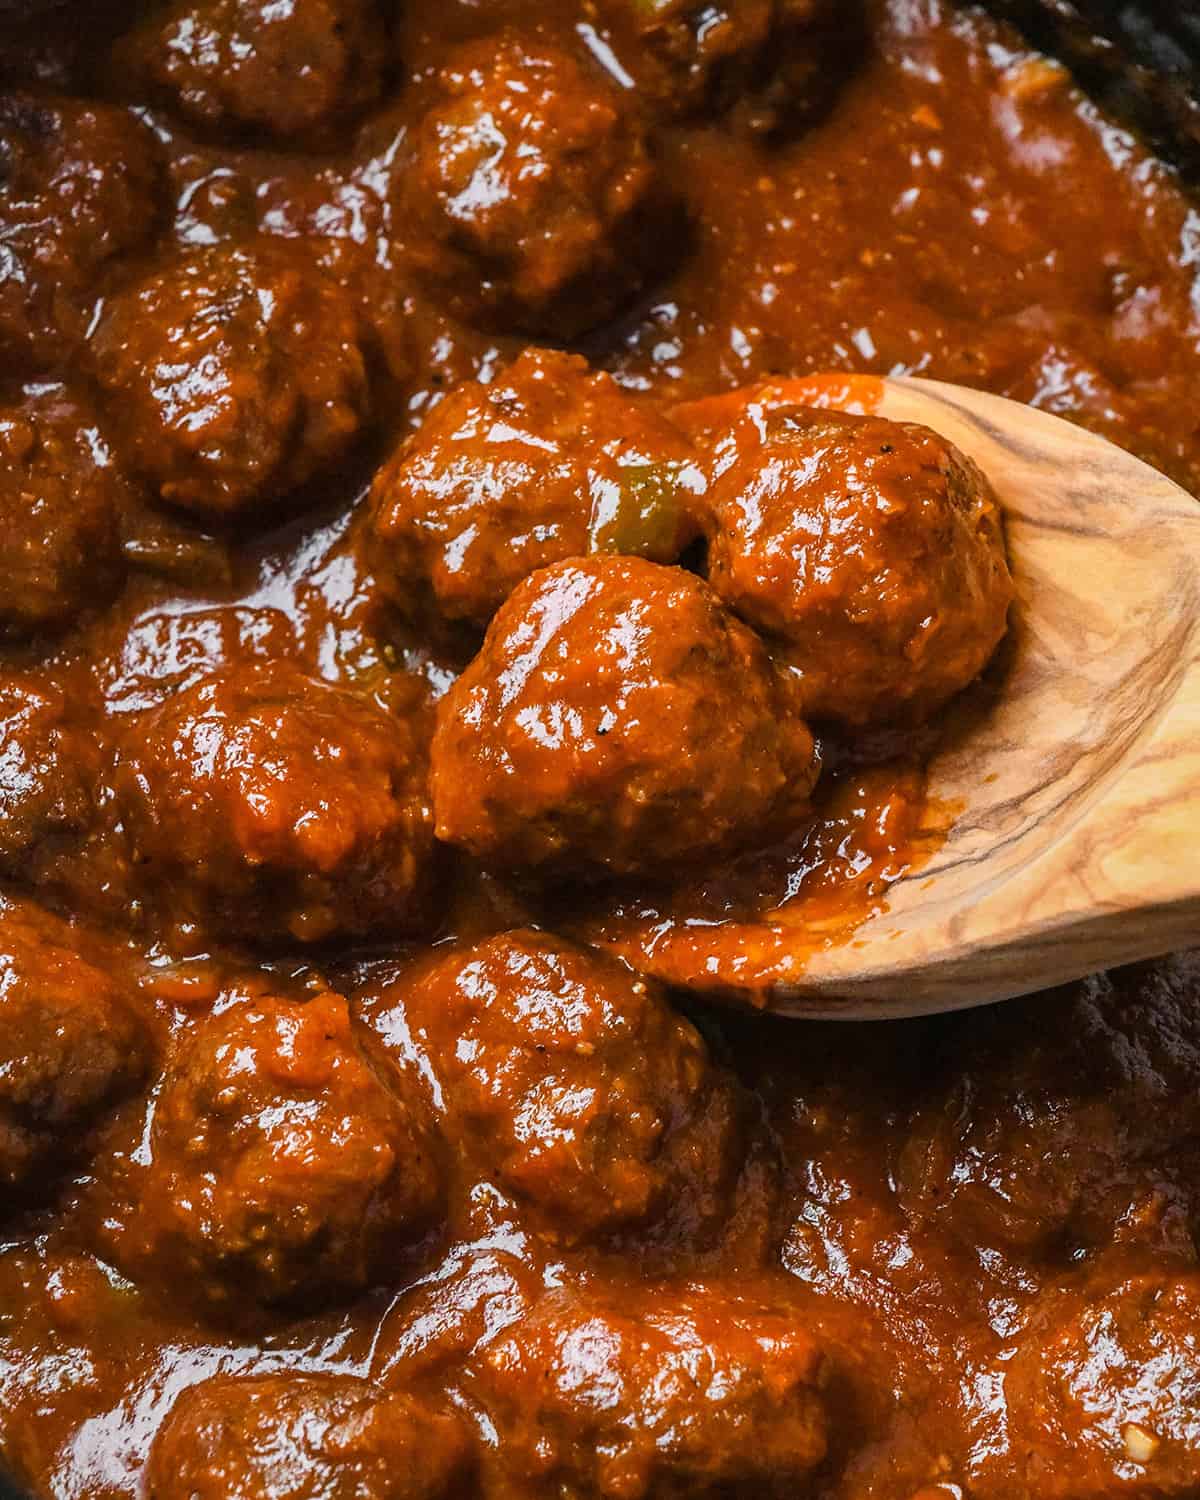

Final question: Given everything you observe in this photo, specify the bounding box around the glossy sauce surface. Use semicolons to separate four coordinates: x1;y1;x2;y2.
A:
3;0;1200;1497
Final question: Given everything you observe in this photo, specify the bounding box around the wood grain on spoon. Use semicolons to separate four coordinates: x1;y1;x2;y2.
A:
599;374;1200;1019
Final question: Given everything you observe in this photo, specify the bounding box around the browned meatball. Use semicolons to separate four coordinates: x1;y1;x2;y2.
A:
0;386;126;637
474;1282;828;1497
432;556;819;879
123;0;386;146
896;955;1200;1257
400;930;751;1243
404;34;669;337
594;0;862;130
982;1259;1200;1498
700;399;1013;727
114;660;436;944
0;94;164;369
0;673;97;876
116;991;442;1312
147;1373;472;1500
92;239;371;520
365;349;704;626
0;898;147;1191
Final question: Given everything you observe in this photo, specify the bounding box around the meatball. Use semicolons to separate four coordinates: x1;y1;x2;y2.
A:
147;1373;472;1500
372;1245;540;1382
365;349;704;626
431;556;819;878
399;930;751;1243
0;673;96;875
475;1283;827;1497
114;660;436;944
896;955;1200;1257
701;400;1013;727
0;898;147;1191
988;1261;1200;1498
119;991;442;1312
0;385;126;636
91;239;371;520
593;0;862;130
404;34;669;337
0;94;163;369
123;0;386;146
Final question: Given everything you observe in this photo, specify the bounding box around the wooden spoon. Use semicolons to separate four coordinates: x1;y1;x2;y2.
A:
594;374;1200;1019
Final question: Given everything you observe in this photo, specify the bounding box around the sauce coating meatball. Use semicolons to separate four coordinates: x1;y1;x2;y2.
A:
399;930;751;1243
699;400;1013;726
896;957;1200;1256
92;239;371;520
0;94;163;369
114;660;436;945
115;991;442;1313
404;34;669;337
365;349;703;626
123;0;386;146
0;385;126;637
593;0;862;130
147;1373;472;1500
474;1282;828;1497
0;899;147;1191
990;1259;1200;1498
432;556;819;878
0;673;96;877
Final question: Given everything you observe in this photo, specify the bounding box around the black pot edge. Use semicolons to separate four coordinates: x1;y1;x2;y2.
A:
979;0;1200;177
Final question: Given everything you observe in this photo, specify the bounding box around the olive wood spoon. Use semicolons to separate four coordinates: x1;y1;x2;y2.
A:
594;374;1200;1019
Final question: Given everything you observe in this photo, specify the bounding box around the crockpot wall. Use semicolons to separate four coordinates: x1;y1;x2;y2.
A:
980;0;1200;173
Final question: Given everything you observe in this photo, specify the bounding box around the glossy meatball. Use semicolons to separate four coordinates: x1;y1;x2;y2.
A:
593;0;862;130
432;556;819;878
897;955;1200;1257
991;1260;1200;1498
0;93;163;369
701;401;1013;726
114;660;436;944
0;674;96;876
121;991;442;1312
125;0;386;146
147;1373;472;1500
366;349;703;626
92;239;371;519
0;385;126;636
475;1283;828;1497
400;930;750;1242
404;34;668;337
0;898;147;1191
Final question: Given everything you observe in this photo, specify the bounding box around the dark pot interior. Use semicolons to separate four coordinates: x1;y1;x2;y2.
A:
981;0;1200;173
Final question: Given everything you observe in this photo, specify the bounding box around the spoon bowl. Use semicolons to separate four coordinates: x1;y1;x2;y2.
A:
596;374;1200;1018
